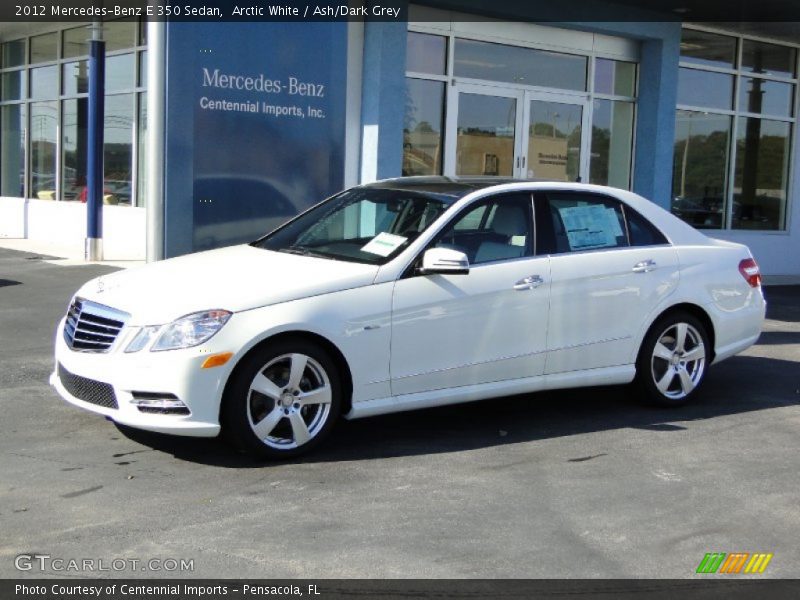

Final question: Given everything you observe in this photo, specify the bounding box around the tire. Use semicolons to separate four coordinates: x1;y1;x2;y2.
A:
221;338;342;459
634;311;710;407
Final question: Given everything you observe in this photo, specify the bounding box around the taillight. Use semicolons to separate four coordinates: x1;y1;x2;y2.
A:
739;258;761;287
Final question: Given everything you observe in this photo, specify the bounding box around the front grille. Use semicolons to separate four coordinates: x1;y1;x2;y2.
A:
63;297;129;352
58;363;118;409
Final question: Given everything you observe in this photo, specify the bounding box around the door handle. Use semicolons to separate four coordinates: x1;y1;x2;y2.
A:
632;259;657;273
513;275;544;290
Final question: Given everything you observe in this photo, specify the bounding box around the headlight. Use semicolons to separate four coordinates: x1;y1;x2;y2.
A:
124;325;160;353
150;310;232;352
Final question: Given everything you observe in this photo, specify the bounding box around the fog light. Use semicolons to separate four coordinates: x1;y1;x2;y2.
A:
130;392;190;415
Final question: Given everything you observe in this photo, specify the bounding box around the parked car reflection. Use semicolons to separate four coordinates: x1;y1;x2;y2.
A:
671;195;723;229
192;175;298;251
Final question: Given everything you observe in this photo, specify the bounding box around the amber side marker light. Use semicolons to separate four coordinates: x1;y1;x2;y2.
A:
201;352;234;369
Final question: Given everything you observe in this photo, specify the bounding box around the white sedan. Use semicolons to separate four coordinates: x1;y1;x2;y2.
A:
51;178;765;458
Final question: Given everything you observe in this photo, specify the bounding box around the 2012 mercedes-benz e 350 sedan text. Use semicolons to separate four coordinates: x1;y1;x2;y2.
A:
51;179;765;458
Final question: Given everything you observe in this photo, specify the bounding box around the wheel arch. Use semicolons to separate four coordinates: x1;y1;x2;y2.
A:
639;303;716;364
219;330;354;422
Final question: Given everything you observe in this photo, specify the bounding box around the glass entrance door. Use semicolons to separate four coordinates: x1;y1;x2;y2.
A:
448;84;524;177
524;96;586;181
446;84;589;181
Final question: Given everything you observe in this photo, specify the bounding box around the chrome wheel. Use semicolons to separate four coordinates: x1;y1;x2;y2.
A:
246;353;333;450
650;322;706;400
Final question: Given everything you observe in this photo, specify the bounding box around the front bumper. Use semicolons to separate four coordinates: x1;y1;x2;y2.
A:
50;317;232;437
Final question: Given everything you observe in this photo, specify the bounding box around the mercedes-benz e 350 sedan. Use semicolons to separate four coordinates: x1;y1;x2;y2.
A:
52;178;765;458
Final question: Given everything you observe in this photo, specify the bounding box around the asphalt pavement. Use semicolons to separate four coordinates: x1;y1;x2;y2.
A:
1;246;798;578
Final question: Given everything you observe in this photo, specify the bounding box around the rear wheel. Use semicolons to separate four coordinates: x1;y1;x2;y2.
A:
222;339;341;459
635;311;710;406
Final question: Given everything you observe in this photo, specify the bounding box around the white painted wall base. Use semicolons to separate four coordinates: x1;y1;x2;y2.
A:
0;197;26;237
711;230;800;278
0;197;146;261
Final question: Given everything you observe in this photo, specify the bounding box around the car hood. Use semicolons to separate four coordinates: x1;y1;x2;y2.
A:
73;244;380;324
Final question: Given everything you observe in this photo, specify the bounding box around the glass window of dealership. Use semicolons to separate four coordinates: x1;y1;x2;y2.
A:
0;20;147;205
674;27;797;231
403;24;798;233
403;26;637;188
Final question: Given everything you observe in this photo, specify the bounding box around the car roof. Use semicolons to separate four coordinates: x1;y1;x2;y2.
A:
362;176;548;202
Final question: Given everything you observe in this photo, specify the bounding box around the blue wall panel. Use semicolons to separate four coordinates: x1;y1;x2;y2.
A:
573;20;681;208
163;22;347;258
360;21;407;181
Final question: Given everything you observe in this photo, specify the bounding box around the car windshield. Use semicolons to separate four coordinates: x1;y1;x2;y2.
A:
253;188;450;264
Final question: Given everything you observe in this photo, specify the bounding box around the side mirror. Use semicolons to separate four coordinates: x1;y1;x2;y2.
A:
419;247;470;275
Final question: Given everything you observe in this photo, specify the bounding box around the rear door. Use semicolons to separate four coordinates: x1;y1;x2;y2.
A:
537;191;680;374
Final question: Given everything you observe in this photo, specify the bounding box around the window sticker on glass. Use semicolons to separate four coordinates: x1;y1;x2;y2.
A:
361;232;408;257
605;207;624;237
558;205;617;250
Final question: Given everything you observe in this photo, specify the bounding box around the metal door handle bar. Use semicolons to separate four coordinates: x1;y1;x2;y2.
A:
632;260;657;273
513;275;544;290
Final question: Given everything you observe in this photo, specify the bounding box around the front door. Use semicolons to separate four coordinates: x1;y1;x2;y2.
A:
390;192;551;396
447;83;526;178
523;93;588;182
446;83;589;181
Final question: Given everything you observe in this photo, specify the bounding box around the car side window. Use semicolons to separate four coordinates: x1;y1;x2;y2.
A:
435;194;534;265
544;192;628;254
453;204;488;231
626;207;669;246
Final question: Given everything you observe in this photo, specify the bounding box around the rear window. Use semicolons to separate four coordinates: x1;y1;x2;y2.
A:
626;208;669;246
545;192;627;253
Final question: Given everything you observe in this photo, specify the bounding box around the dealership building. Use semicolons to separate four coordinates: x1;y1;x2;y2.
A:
0;2;799;278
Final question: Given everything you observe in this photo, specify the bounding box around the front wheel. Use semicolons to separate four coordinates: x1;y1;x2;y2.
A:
222;339;342;459
635;312;710;406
